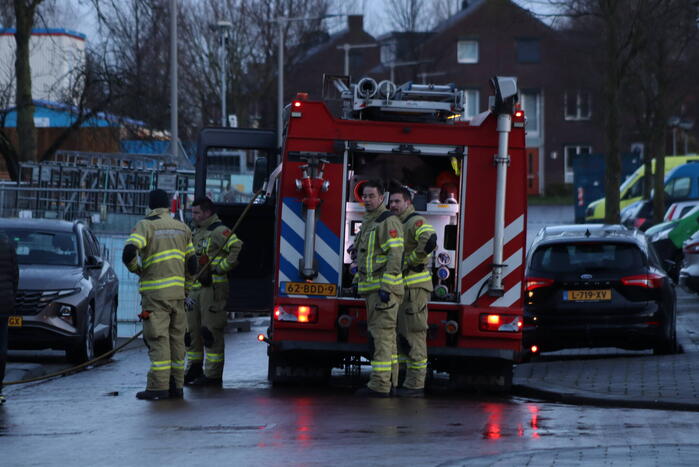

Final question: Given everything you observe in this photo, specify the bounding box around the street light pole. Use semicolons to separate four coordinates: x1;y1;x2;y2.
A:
277;19;284;148
169;0;177;159
215;21;233;128
275;14;342;149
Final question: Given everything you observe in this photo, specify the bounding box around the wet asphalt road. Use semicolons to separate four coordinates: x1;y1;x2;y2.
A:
6;205;699;465
4;320;699;466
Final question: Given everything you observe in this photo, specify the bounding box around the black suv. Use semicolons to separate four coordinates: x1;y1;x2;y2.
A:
524;224;677;356
0;218;119;363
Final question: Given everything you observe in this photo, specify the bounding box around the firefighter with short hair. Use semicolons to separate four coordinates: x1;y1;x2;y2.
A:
389;186;436;397
184;196;243;386
123;189;197;400
354;180;404;397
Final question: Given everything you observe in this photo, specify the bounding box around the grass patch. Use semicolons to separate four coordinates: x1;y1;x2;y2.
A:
527;195;572;206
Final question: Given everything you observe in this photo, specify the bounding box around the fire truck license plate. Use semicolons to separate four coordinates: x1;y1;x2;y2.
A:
283;282;337;296
564;289;611;301
8;316;22;327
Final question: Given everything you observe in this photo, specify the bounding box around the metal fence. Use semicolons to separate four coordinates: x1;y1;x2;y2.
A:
96;234;143;338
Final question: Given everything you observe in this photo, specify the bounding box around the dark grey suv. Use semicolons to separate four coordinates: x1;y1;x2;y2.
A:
524;224;677;356
0;218;119;363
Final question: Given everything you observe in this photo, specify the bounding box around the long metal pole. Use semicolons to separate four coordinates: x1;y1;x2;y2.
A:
170;0;178;159
343;43;350;76
489;113;512;297
220;32;226;127
277;19;284;149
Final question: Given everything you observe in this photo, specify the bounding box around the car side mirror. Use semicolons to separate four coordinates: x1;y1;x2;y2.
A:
86;255;103;269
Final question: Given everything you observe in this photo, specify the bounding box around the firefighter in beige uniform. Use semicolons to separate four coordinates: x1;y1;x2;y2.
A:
388;187;436;397
123;189;196;400
354;180;404;397
185;197;243;386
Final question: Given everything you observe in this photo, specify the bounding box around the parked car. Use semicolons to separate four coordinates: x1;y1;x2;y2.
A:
586;156;699;221
0;218;119;363
648;205;699;282
680;230;699;294
620;199;668;231
664;200;699;222
524;224;677;356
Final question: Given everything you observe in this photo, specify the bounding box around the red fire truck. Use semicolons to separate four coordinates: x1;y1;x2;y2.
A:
196;75;526;391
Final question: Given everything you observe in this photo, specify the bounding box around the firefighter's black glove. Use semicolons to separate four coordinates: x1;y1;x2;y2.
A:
184;331;191;347
409;263;425;273
199;268;212;287
379;289;390;303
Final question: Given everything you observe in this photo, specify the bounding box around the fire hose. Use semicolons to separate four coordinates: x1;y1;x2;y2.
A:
3;330;144;386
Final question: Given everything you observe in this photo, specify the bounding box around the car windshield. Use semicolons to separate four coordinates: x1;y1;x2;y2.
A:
530;242;645;273
3;229;79;266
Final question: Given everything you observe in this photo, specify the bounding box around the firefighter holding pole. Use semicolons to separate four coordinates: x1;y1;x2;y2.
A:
184;197;243;386
354;180;404;397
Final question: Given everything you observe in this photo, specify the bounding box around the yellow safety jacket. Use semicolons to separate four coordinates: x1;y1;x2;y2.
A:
192;214;243;290
125;207;195;300
399;205;435;291
354;204;404;296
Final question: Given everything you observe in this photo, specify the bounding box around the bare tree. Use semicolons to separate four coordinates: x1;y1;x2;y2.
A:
555;0;652;223
626;0;698;223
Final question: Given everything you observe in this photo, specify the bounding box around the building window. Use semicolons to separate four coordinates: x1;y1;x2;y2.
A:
521;91;541;136
464;89;480;118
380;41;396;65
516;38;540;63
457;40;479;64
564;145;592;184
565;91;591;120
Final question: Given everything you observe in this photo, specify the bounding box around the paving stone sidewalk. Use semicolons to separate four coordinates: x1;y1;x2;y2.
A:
513;289;699;410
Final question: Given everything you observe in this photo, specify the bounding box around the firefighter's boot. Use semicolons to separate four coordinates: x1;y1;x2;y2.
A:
169;376;183;399
136;389;169;400
184;364;203;384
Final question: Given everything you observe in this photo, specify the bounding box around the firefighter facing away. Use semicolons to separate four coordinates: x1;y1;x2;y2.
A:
354;180;404;397
389;186;437;397
184;197;243;386
122;189;197;400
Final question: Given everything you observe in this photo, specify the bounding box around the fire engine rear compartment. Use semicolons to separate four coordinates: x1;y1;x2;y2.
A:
340;149;462;301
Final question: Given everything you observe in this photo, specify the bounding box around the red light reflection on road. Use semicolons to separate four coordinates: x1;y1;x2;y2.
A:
293;398;314;447
482;403;502;440
528;404;540;439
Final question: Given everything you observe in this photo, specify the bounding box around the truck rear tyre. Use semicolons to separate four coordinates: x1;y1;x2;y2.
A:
449;361;513;393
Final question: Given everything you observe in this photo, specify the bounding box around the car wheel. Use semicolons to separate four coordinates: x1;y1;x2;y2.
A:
653;315;678;355
66;305;95;364
96;300;118;356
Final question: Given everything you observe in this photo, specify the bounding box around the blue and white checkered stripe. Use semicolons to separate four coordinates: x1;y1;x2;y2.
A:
279;197;341;297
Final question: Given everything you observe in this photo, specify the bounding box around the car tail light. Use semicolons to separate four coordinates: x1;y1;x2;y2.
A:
633;217;646;228
274;305;318;323
479;314;522;332
684;242;699;254
525;277;554;291
621;273;664;289
530;345;539;353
